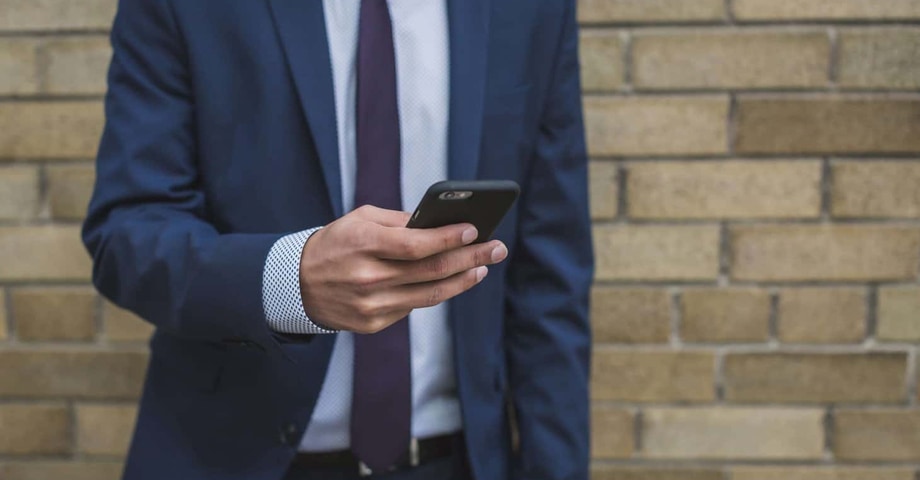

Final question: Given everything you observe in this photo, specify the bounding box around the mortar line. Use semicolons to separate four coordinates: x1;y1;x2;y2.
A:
866;285;879;341
622;30;634;90
828;27;841;89
670;289;683;348
820;158;833;221
616;161;629;220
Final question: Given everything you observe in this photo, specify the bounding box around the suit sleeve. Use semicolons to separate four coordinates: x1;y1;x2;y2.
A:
82;0;286;351
505;1;594;479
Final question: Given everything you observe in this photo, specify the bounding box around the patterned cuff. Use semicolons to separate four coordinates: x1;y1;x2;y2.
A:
262;227;338;334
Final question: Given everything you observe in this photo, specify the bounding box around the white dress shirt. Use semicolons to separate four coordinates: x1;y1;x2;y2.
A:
261;0;461;453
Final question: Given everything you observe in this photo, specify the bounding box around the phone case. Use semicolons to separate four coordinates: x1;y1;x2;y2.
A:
406;180;520;243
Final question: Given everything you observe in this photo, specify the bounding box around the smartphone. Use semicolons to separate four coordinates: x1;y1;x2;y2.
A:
406;180;520;244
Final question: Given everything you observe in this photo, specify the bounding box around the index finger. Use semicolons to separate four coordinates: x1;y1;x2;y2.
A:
369;223;479;260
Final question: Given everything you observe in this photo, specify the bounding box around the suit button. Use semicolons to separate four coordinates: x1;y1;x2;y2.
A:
279;423;300;446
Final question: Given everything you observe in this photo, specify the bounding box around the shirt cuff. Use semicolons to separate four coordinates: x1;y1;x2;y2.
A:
262;227;338;334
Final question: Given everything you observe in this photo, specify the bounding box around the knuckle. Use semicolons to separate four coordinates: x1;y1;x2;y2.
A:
351;266;383;290
401;237;422;259
354;297;381;318
425;254;450;278
425;285;444;308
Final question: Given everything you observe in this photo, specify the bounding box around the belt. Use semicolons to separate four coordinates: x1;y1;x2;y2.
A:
291;433;461;477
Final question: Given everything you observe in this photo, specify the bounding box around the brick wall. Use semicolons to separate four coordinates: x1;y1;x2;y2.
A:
0;1;919;479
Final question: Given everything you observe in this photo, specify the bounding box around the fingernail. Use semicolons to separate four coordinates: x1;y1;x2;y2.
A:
491;244;508;263
462;227;478;244
476;266;488;282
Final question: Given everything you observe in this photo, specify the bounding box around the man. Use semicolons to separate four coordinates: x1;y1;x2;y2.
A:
82;0;592;479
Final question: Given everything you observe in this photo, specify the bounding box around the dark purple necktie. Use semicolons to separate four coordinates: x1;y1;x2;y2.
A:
351;0;411;472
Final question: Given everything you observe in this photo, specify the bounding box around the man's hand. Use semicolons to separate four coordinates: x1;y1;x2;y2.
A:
299;205;508;333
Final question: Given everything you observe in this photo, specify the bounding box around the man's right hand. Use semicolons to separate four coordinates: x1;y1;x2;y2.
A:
299;205;509;334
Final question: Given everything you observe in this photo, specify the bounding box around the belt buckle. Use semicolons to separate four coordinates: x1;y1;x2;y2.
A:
357;438;419;477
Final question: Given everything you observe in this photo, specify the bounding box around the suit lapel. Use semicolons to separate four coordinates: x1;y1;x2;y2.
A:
268;0;344;217
447;0;492;182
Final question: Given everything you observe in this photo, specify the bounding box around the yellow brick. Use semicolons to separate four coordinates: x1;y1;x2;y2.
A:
591;406;634;459
734;0;920;20
731;467;916;480
0;226;91;281
724;353;907;404
43;36;111;95
0;462;123;480
0;165;40;220
47;164;95;220
0;101;104;159
633;30;829;89
877;287;920;342
11;287;97;341
0;350;147;399
0;38;40;95
730;225;920;282
736;96;920;154
585;96;729;156
778;288;866;344
580;32;624;92
591;467;723;480
594;225;720;281
76;404;137;456
578;0;724;23
589;161;618;220
0;0;117;31
628;160;821;220
839;29;920;90
0;404;70;455
103;301;154;343
591;288;670;344
831;161;920;218
681;289;770;343
642;408;824;460
592;350;715;402
835;410;920;461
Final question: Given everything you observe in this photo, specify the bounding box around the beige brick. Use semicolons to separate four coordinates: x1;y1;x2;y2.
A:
0;289;6;341
878;287;920;342
104;301;153;343
585;96;729;156
591;466;723;480
734;0;920;20
633;30;829;90
724;353;907;404
0;462;123;480
0;38;40;95
0;0;117;31
591;406;634;459
581;32;623;91
778;288;866;344
589;161;618;220
835;410;920;461
628;161;821;220
0;350;147;399
43;36;111;95
0;101;104;159
591;288;670;344
731;467;916;480
0;404;70;455
642;408;824;459
47;164;95;220
832;161;920;218
578;0;724;23
839;29;920;90
593;350;715;402
0;165;40;220
730;225;920;282
736;96;920;154
594;225;720;281
0;226;91;281
11;287;97;342
77;404;137;456
681;289;770;343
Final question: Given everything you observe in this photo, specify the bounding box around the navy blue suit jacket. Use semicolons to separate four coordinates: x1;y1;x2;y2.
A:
83;0;593;479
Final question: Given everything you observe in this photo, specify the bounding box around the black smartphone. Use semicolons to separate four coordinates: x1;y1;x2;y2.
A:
406;180;520;244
